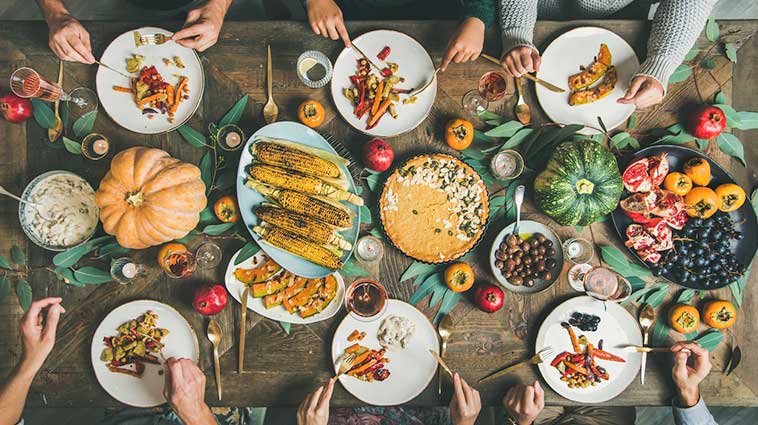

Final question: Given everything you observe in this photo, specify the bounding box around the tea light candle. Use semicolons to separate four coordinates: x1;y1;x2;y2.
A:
121;262;138;279
356;235;383;262
225;131;241;148
92;138;109;156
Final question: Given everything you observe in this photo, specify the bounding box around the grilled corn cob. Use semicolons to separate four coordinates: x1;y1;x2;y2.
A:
253;224;344;269
247;181;354;228
256;205;352;251
249;164;364;206
253;140;341;179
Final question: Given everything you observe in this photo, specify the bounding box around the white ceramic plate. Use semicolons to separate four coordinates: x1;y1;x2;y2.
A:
91;300;199;407
489;220;563;294
535;296;642;403
236;121;360;278
96;26;204;134
536;27;639;135
224;249;345;324
331;300;439;405
331;30;436;137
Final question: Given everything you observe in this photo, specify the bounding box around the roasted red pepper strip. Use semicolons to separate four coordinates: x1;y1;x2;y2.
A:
380;67;392;77
564;360;589;376
377;46;390;61
569;354;586;364
593;349;626;363
550;352;570;367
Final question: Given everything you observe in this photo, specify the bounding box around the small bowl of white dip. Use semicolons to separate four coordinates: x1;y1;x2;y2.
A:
18;170;100;251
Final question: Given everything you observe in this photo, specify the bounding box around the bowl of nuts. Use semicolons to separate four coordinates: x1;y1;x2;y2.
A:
489;221;564;293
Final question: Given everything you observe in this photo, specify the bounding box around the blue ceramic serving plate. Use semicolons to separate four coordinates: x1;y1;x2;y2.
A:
235;121;360;278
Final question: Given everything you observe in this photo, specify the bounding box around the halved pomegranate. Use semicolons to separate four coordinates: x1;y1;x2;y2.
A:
620;192;655;223
663;209;688;230
622;157;651;192
651;189;684;218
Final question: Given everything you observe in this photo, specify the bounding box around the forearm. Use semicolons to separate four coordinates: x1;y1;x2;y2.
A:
672;391;718;425
0;361;37;425
462;0;496;29
175;403;218;425
35;0;70;24
498;0;539;55
637;0;718;89
205;0;233;14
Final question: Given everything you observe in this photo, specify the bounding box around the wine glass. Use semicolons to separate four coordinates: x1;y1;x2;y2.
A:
462;90;489;116
10;67;88;107
162;250;197;279
195;242;223;269
344;278;388;321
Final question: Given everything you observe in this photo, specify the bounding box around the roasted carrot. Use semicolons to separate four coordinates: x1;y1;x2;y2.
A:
349;350;373;369
169;77;188;114
165;84;175;106
367;98;392;128
345;343;361;354
563;323;581;353
371;81;384;116
112;85;132;93
348;358;378;376
564;360;589;376
347;330;361;342
137;93;167;107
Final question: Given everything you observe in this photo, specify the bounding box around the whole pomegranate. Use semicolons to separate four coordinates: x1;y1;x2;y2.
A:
688;105;726;139
473;284;504;313
192;283;228;315
362;138;394;172
0;93;33;123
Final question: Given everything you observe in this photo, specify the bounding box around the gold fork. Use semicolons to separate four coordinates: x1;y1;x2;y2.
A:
334;352;357;378
134;31;169;47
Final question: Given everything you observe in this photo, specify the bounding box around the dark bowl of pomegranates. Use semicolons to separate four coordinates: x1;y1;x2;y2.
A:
611;144;757;290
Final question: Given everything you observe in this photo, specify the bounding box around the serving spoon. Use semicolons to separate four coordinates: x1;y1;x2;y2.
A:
512;185;526;237
262;45;279;124
638;304;655;385
207;319;223;400
0;183;54;222
437;314;453;394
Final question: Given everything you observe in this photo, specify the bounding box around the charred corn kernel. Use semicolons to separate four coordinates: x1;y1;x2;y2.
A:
255;205;352;250
246;182;354;228
253;141;341;179
253;225;343;269
249;165;363;206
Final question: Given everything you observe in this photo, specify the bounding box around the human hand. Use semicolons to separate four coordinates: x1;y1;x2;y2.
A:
449;373;481;425
172;0;230;52
671;341;711;408
163;357;215;425
19;297;65;372
297;378;335;425
46;14;95;64
440;18;485;72
617;75;664;109
503;381;544;425
500;46;541;78
306;0;351;47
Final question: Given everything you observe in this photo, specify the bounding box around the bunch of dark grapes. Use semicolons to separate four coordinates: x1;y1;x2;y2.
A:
653;213;746;287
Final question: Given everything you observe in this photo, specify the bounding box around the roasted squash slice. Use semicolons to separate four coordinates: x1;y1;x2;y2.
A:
234;258;282;284
568;66;618;106
568;43;612;91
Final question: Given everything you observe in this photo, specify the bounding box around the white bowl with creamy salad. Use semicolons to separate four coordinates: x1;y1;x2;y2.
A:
18;170;99;251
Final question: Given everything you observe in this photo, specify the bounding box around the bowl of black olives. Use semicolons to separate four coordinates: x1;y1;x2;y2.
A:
489;220;564;294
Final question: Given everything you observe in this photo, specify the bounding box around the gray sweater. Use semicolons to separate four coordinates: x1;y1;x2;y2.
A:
499;0;719;88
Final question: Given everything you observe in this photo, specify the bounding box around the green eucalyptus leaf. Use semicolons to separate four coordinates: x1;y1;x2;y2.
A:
668;64;692;84
366;172;382;193
199;152;213;191
714;104;742;128
713;91;727;105
683;47;699;61
10;246;25;265
74;266;112;284
401;261;437;282
234;241;260;266
705;17;719;42
716;133;746;166
369;226;384;240
31;98;56;129
477;110;505;121
0;275;10;304
600;246;650;277
409;273;443;305
429;285;446;308
359;205;373;224
57;266;84;287
699;58;716;70
461;146;486;160
72;110;97;138
0;255;10;269
650;320;671;347
16;279;32;311
62;137;83;155
341;257;371;277
628;114;638;129
695;329;723;352
696;138;710;150
734;111;758;130
279;321;291;334
724;43;737;63
484;120;523;138
174;230;199;245
728;266;750;308
177;125;209;148
202;222;236;235
214;169;237;191
643;285;669;308
676;289;696;304
502;128;534;150
53;244;91;267
219;95;249;127
434;290;462;324
199;207;218;224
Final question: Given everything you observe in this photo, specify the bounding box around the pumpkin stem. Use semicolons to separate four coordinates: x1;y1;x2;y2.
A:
125;190;145;207
575;178;595;194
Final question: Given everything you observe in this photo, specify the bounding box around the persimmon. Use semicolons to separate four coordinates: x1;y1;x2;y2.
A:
663;172;693;196
669;304;700;334
214;195;240;223
683;157;711;186
444;262;475;293
702;300;737;329
684;187;720;219
715;183;746;212
298;100;325;128
445;119;474;151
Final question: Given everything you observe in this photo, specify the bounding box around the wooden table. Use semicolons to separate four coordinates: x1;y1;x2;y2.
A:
1;19;757;408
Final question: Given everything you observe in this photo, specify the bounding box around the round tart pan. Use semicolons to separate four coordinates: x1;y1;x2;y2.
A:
377;153;490;264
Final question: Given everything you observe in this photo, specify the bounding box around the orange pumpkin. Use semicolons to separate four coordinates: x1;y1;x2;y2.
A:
297;100;325;128
702;300;737;329
445;119;474;150
214;195;239;223
684;187;720;219
444;262;475;292
715;183;746;212
663;172;693;196
94;147;207;249
669;304;700;334
683;157;711;186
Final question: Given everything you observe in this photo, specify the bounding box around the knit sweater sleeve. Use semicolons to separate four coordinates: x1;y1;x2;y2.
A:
498;0;539;56
637;0;718;90
463;0;497;29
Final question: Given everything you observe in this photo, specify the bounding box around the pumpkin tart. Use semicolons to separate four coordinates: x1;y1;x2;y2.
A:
379;154;489;263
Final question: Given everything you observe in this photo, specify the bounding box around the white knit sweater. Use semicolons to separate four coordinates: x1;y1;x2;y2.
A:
499;0;719;88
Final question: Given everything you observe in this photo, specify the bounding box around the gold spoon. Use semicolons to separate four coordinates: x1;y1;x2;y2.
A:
0;183;55;222
262;45;278;124
207;319;223;400
48;60;64;142
514;77;530;125
437;314;453;394
638;304;655;385
480;53;565;93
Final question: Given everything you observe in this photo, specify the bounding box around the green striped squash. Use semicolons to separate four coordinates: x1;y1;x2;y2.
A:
534;140;623;226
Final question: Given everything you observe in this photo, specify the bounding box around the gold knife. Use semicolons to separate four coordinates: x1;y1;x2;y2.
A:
480;53;566;93
238;287;249;373
479;351;548;384
429;350;453;377
48;60;64;142
351;43;383;73
94;59;133;80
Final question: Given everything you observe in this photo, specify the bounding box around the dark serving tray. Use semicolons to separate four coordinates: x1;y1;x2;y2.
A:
610;145;758;290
